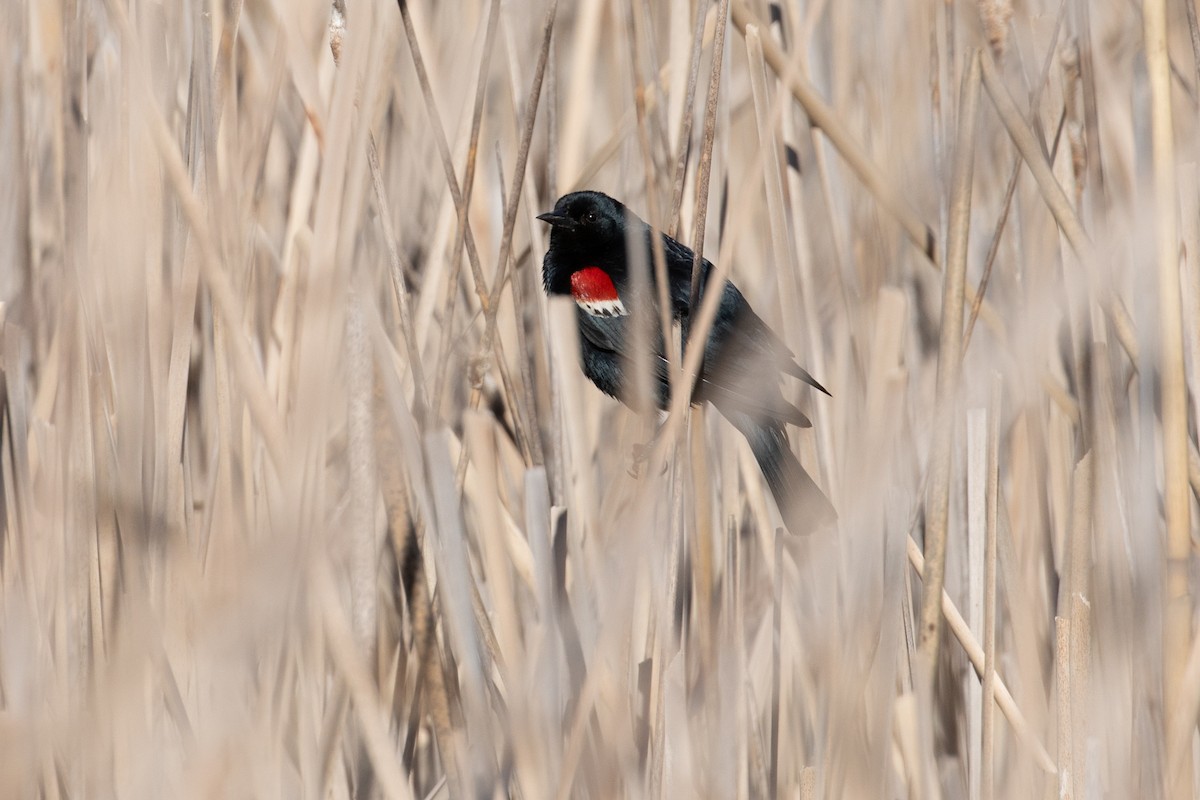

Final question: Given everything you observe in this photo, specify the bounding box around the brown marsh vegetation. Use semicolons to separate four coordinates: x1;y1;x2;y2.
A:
3;0;1200;797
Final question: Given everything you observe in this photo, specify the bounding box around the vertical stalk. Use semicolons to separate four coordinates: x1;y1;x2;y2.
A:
1143;0;1192;795
918;49;981;670
981;378;1001;800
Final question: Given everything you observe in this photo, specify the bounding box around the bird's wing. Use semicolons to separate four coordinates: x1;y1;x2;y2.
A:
577;300;817;428
575;309;626;353
659;234;831;397
576;310;672;408
682;284;818;427
577;308;800;422
724;295;831;396
698;378;813;428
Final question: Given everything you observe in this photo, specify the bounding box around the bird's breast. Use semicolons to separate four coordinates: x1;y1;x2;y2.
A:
570;267;628;318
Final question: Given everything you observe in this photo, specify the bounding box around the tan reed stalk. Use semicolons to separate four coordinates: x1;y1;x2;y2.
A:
907;536;1056;773
1143;0;1193;792
730;0;934;262
979;49;1140;369
1070;592;1091;800
918;47;980;674
981;378;1000;800
967;407;987;800
1055;615;1073;799
10;2;1200;797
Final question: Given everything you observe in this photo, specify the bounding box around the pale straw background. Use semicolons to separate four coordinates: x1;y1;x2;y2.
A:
2;0;1199;798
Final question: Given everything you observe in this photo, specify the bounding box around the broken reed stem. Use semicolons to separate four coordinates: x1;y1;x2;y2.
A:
1067;452;1093;610
1143;0;1193;793
800;765;816;800
918;48;980;671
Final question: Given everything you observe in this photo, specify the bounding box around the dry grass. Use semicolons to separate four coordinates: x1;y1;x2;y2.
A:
3;0;1200;797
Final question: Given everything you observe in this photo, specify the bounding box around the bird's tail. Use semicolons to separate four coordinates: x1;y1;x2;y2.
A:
737;420;836;535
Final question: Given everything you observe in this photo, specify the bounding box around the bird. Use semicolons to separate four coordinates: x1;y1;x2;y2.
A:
537;190;836;535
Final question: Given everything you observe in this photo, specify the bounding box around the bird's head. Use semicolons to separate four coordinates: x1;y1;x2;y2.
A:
538;191;630;296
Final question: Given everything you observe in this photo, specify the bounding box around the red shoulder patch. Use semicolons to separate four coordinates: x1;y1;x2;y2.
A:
570;267;619;302
570;267;628;317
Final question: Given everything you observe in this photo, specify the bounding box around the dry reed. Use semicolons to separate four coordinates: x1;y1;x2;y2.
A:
2;0;1199;797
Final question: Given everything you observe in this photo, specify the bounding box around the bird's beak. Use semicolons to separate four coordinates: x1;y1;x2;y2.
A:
537;212;578;231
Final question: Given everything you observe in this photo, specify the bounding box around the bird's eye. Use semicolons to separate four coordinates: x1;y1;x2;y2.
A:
583;211;598;224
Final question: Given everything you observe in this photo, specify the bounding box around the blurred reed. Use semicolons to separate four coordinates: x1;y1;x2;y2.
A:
2;0;1199;797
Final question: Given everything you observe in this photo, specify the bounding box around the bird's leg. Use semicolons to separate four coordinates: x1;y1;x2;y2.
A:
627;416;669;478
627;440;653;477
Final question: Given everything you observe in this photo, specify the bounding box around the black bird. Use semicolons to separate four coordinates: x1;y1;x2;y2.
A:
538;190;836;535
